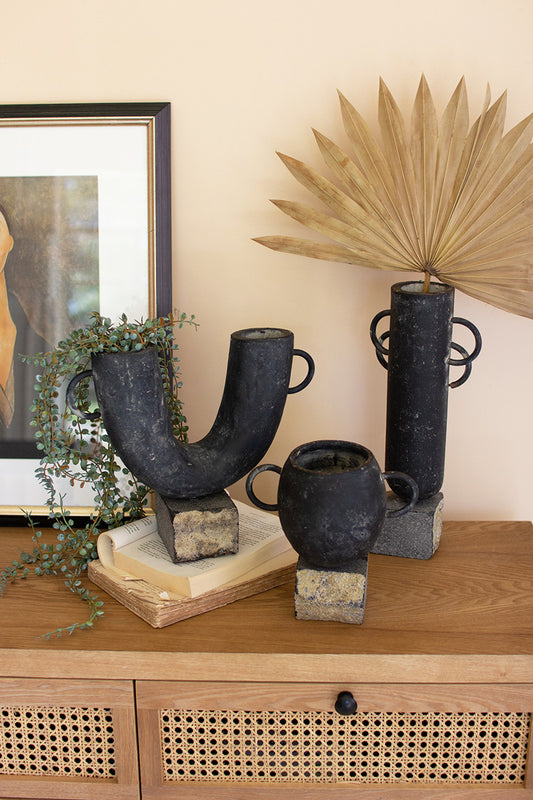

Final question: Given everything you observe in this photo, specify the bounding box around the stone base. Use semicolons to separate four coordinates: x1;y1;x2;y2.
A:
154;491;239;563
370;492;443;560
294;554;368;624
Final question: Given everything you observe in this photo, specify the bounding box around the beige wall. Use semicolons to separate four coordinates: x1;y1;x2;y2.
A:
3;0;532;521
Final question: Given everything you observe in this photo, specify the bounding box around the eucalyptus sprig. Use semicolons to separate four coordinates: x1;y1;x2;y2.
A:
1;310;197;637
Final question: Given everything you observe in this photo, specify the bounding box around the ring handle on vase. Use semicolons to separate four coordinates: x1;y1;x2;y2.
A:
382;471;419;517
66;370;102;421
369;310;391;369
448;342;473;389
288;349;315;394
245;464;281;511
449;317;482;367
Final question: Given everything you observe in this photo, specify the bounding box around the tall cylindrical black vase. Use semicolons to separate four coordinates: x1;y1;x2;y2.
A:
370;281;482;501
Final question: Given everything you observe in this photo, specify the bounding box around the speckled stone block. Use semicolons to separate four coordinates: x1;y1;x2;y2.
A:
294;554;368;624
371;492;443;560
154;491;239;563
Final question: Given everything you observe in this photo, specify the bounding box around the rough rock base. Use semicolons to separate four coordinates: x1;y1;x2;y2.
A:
294;554;368;624
371;492;443;560
154;491;239;563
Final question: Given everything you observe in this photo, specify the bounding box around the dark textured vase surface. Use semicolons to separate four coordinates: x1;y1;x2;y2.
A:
370;281;482;500
246;440;418;568
67;327;314;499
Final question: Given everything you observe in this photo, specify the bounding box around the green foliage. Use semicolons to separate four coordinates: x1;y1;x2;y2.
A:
0;311;197;637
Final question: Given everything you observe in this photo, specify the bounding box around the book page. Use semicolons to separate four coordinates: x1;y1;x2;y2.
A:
97;513;158;569
111;500;291;596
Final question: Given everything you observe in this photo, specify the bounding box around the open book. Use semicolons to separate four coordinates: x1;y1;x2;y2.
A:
97;500;294;598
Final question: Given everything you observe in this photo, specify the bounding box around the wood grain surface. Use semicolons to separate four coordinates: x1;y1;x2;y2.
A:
0;521;532;683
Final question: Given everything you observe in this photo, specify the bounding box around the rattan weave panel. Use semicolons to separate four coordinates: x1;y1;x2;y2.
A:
161;709;530;785
0;706;116;778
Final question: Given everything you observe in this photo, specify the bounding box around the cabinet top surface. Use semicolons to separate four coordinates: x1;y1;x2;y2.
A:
0;520;532;682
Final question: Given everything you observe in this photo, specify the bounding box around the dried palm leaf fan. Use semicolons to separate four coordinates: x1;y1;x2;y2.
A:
254;75;533;319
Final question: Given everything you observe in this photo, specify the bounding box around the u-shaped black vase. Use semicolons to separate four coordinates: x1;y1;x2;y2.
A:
67;327;314;500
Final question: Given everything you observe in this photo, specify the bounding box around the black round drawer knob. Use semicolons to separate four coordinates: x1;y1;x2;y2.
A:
335;691;358;715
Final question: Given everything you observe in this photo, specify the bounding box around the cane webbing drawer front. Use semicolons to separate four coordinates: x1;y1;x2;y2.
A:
160;707;530;785
136;681;533;799
0;704;116;779
0;678;139;800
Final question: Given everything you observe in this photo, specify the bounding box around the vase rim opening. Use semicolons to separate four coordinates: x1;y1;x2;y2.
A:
290;440;372;474
393;280;453;296
233;327;292;341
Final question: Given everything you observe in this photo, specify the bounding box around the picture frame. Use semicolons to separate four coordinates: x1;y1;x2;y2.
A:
0;102;172;518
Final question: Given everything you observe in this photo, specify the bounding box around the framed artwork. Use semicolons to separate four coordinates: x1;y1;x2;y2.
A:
0;102;172;517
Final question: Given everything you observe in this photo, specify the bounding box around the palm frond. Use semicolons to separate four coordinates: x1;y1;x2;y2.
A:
270;199;414;268
338;90;417;256
252;235;412;271
378;78;423;265
411;74;437;261
255;76;533;319
312;129;414;261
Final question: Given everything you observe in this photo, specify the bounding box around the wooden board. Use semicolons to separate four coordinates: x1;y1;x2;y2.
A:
88;553;297;627
1;522;533;685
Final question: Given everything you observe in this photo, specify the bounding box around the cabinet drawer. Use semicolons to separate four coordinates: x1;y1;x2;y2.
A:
0;678;139;800
136;680;533;799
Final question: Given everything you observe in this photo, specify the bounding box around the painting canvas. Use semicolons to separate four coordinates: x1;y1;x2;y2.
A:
0;175;99;457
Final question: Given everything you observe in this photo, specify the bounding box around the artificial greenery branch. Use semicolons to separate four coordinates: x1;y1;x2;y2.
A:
0;310;197;637
1;515;105;639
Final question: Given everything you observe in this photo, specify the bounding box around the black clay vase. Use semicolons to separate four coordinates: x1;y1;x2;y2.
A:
67;327;314;499
370;281;482;501
246;440;418;568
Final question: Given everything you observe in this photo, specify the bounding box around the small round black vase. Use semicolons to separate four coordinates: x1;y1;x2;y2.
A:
370;282;481;500
246;440;418;569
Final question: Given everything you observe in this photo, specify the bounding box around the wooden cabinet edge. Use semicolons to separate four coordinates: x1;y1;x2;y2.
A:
135;680;533;713
2;653;533;684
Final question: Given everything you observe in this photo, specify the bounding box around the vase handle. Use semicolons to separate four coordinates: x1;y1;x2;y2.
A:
449;317;482;365
245;464;281;511
448;342;472;388
448;317;482;388
369;309;391;369
382;471;419;517
66;370;101;421
288;349;315;394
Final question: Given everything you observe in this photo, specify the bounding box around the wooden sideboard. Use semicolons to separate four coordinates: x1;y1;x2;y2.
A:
0;520;532;799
